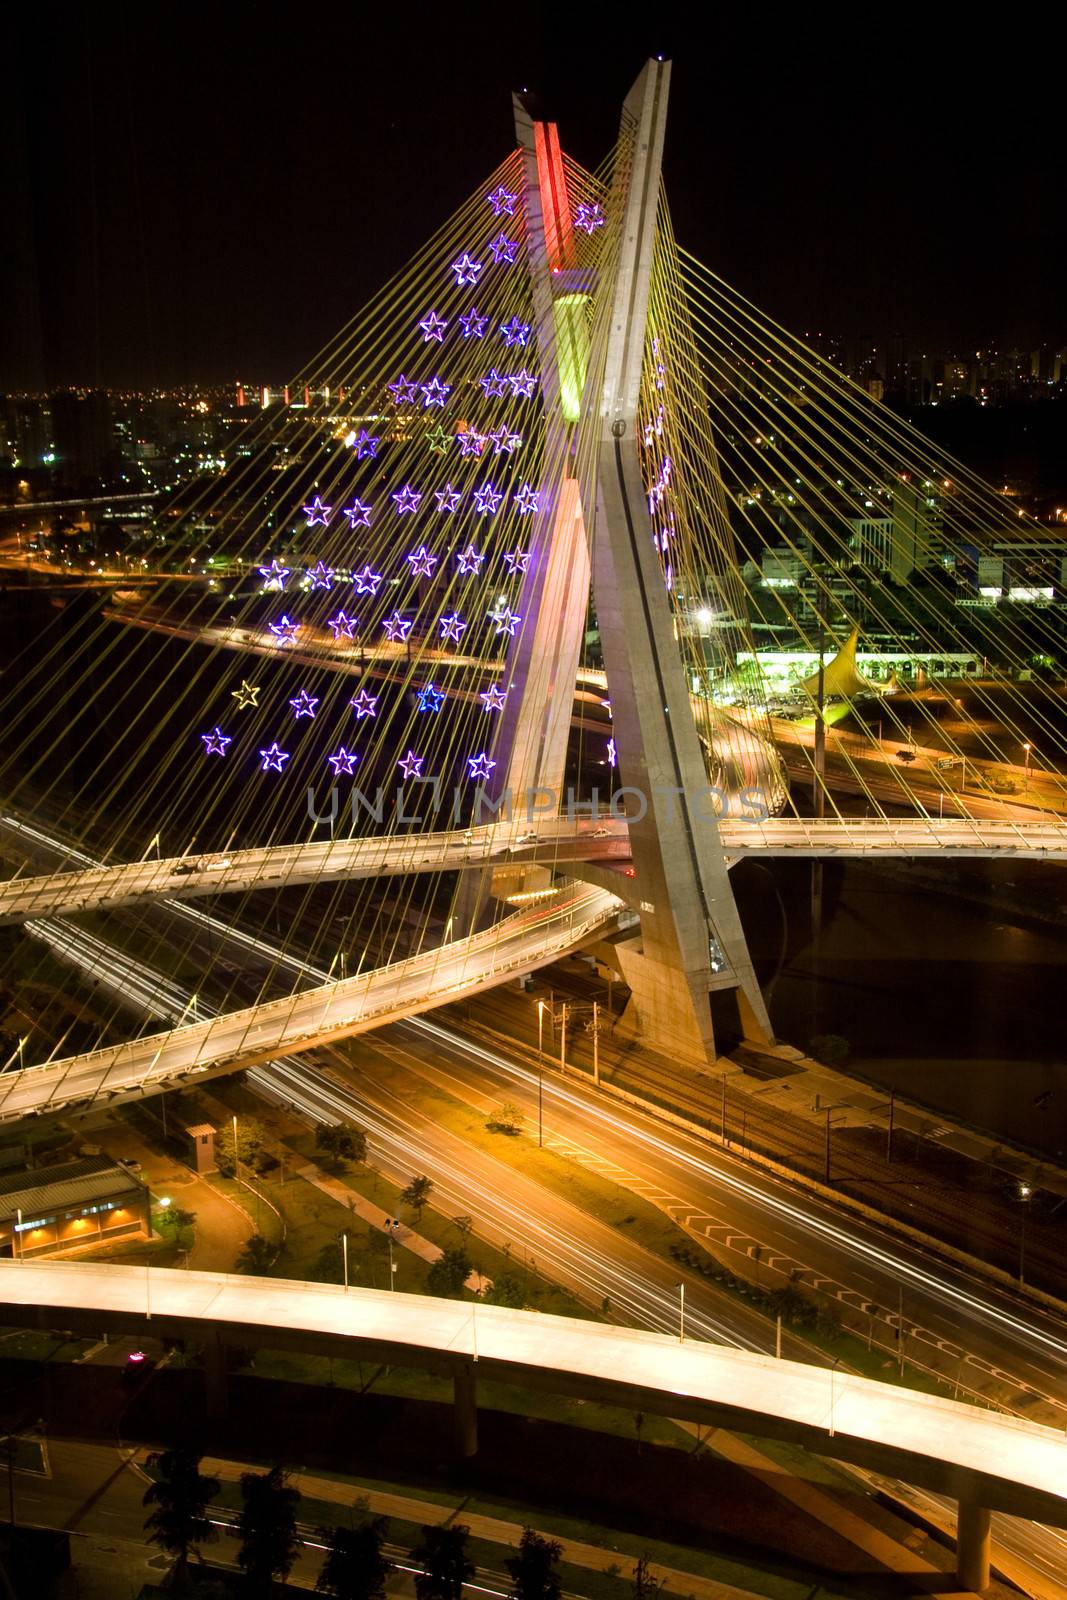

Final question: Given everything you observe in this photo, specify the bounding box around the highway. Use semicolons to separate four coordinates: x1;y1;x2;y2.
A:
3;1259;1066;1533
0;880;624;1121
2;814;1067;925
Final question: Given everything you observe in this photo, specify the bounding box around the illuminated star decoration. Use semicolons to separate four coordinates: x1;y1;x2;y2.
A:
480;684;507;712
303;496;331;527
456;545;484;576
327;610;357;640
392;484;421;515
397;750;424;781
421;377;451;408
305;560;334;590
451;252;482;286
259;558;290;591
473;483;503;515
607;738;617;767
388;375;417;405
509;369;537;398
353;565;382;596
269;615;300;644
439;612;467;644
349;688;378;719
416;683;445;714
456;429;486;458
382;611;412;642
486;185;517;217
351;429;379;459
418;309;448;342
259;742;290;772
289;689;319;719
499;317;531;349
407;545;437;579
503;550;531;575
479;368;509;399
425;423;451;453
343;498;372;530
435;482;461;513
467;752;496;781
487;231;519;264
231;680;260;709
489;604;522;637
201;726;231;756
488;425;521;455
458;307;489;339
574;201;606;233
328;747;358;776
514;483;539;514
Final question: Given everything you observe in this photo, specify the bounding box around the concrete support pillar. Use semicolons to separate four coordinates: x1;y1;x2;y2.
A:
956;1499;991;1592
452;1361;478;1459
204;1336;228;1420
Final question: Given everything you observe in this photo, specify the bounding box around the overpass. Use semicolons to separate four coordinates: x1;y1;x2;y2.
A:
2;1260;1065;1588
2;815;1066;926
0;880;624;1123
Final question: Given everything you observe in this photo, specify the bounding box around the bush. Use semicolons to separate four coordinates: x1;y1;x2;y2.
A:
485;1101;524;1136
426;1248;473;1299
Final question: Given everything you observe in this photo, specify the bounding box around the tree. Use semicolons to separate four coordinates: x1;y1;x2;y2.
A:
506;1528;563;1600
315;1122;368;1168
316;1516;393;1600
485;1101;524;1135
426;1247;472;1299
451;1215;473;1241
160;1204;197;1249
484;1274;525;1309
808;1034;850;1067
142;1446;220;1587
215;1116;269;1178
236;1232;279;1275
411;1523;473;1600
237;1466;301;1596
399;1175;433;1222
631;1556;663;1600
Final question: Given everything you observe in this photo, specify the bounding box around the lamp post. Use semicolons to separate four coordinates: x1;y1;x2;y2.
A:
384;1217;399;1289
232;1114;241;1189
1022;742;1033;791
828;1357;841;1438
342;1231;349;1292
1018;1184;1032;1286
677;1281;685;1344
535;1002;546;1147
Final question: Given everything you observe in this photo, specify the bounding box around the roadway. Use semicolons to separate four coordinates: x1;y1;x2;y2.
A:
2;815;1067;926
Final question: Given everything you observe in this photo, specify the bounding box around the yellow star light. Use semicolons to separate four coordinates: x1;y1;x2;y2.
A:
232;680;261;710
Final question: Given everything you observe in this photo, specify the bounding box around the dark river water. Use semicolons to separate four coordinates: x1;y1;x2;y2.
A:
734;857;1067;1160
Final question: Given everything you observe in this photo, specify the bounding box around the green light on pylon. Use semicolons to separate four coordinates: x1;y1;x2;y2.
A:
553;294;591;423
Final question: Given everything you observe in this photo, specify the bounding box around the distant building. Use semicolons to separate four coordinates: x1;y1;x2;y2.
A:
0;1156;150;1259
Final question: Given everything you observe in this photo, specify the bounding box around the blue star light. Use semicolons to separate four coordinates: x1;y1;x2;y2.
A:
407;546;437;579
487;231;519;264
328;747;359;776
290;689;319;719
479;369;509;399
343;498;372;529
514;484;539;514
418;309;448;342
421;377;451;408
458;307;489;339
259;559;290;591
392;485;422;515
439;612;467;644
480;684;507;712
473;484;503;515
352;429;379;459
305;560;334;590
435;483;462;513
467;752;496;781
327;610;357;640
303;497;331;527
499;318;531;349
269;615;300;644
451;253;483;286
201;727;231;756
416;683;445;714
259;742;290;772
488;605;522;637
607;737;617;767
456;546;484;576
349;688;378;719
486;185;517;217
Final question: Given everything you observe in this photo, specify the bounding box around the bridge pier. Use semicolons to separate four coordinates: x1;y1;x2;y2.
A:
956;1499;991;1592
452;1361;478;1459
204;1335;229;1420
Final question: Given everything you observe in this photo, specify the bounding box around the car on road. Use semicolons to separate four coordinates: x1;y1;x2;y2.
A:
171;862;199;875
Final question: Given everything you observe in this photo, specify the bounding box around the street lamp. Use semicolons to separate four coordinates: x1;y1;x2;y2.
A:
384;1217;400;1289
342;1231;349;1292
828;1357;841;1438
1022;742;1033;790
232;1113;241;1189
535;1001;545;1147
1018;1184;1032;1285
677;1281;685;1344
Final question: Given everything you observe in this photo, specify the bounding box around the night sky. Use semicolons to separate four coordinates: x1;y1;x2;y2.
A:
4;7;1062;389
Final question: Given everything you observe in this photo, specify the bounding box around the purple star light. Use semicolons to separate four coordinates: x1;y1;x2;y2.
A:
479;369;509;399
451;253;482;286
387;375;417;405
458;307;489;339
343;498;372;530
508;369;538;398
259;559;289;591
201;727;231;756
467;752;496;781
351;429;379;459
473;484;503;515
514;484;539;514
456;430;486;457
435;483;461;513
349;689;378;719
289;689;319;719
353;566;382;596
382;611;412;643
305;560;334;590
486;185;517;217
398;750;424;780
392;484;422;515
327;610;357;640
418;310;448;342
487;232;519;264
480;685;507;712
269;615;300;644
259;742;290;772
456;545;484;575
574;201;606;233
439;612;467;644
488;605;522;637
328;747;358;776
421;377;451;408
499;318;530;349
407;546;437;579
